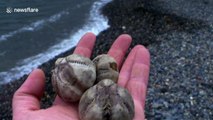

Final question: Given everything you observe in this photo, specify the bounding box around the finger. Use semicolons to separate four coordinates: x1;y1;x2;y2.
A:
54;32;96;105
133;99;145;120
13;69;45;114
108;34;132;69
118;46;141;87
73;32;96;58
127;45;150;109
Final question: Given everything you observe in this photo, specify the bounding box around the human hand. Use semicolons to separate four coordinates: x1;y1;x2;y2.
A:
13;32;150;120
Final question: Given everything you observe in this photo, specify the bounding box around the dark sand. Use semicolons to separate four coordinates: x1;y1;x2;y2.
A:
1;0;213;119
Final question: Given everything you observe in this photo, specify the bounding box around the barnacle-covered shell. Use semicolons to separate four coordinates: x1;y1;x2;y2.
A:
93;54;119;83
52;54;96;102
79;79;135;120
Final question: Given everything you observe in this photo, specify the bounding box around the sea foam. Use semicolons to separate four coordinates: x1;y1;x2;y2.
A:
0;0;112;84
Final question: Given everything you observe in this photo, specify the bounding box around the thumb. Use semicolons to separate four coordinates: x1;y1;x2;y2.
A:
13;69;45;114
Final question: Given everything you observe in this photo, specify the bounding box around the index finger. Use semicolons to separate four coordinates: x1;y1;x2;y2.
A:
73;32;96;58
53;32;96;105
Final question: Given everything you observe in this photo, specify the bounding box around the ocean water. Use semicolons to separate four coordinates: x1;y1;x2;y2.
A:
0;0;111;84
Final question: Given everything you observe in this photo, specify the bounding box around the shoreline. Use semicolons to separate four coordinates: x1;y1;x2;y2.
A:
1;0;213;119
0;0;110;84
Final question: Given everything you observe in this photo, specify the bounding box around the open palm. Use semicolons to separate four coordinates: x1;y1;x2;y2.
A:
13;32;150;120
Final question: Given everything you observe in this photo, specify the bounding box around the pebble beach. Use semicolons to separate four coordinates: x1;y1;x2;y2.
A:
0;0;213;119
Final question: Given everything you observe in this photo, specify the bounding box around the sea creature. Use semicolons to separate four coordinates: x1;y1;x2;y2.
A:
79;79;135;120
93;54;119;83
51;54;96;102
51;54;135;120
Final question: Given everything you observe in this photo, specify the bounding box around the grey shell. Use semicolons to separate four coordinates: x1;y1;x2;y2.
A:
79;79;135;120
93;54;119;83
52;54;96;102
